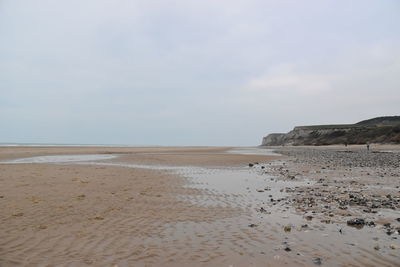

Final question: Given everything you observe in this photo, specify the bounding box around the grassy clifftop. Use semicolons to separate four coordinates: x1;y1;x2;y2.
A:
297;116;400;130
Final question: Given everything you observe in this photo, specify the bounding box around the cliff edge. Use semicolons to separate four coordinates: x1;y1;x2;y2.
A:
261;116;400;146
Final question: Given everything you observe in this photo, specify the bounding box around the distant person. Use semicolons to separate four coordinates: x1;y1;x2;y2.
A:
366;143;370;151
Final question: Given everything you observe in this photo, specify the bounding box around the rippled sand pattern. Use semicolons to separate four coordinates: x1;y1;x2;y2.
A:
0;147;399;266
0;163;241;266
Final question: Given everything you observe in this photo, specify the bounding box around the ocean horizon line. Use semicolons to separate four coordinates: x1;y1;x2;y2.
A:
0;142;165;147
0;142;241;147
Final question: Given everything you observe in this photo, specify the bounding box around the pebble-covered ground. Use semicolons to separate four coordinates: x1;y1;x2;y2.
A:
264;146;400;236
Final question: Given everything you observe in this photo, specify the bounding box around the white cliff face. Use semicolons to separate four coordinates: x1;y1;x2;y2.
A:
262;127;353;146
261;133;285;146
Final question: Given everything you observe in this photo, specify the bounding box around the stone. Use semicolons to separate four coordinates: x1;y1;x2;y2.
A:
347;218;365;228
305;215;313;221
312;257;322;265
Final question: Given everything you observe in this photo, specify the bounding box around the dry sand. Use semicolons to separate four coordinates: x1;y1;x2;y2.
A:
1;146;399;266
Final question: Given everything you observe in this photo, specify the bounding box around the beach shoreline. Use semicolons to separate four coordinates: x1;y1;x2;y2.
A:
1;146;399;266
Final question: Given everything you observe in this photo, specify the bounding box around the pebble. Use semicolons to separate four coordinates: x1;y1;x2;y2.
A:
284;226;292;232
347;218;365;228
312;257;322;265
305;215;313;221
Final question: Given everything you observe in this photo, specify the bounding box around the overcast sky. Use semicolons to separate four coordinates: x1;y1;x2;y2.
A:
1;0;399;146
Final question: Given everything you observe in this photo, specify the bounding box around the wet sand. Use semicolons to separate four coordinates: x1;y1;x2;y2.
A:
0;146;399;266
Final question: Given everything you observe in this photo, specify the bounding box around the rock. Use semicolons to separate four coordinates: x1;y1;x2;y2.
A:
312;257;322;265
374;245;380;250
390;244;398;249
305;215;313;221
367;221;376;227
347;218;365;228
249;163;254;167
259;207;268;213
248;224;258;228
284;226;291;232
284;247;291;252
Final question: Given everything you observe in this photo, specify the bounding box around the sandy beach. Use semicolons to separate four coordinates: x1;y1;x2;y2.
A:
0;146;399;266
2;1;398;266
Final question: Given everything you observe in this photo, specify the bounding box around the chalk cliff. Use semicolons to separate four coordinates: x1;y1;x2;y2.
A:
261;116;400;146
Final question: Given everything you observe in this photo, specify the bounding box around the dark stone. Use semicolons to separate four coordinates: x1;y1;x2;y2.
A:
367;221;376;227
312;257;322;265
386;230;394;236
259;207;267;213
347;218;365;229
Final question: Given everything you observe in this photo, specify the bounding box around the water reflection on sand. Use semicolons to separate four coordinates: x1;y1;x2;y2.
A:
2;152;399;266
